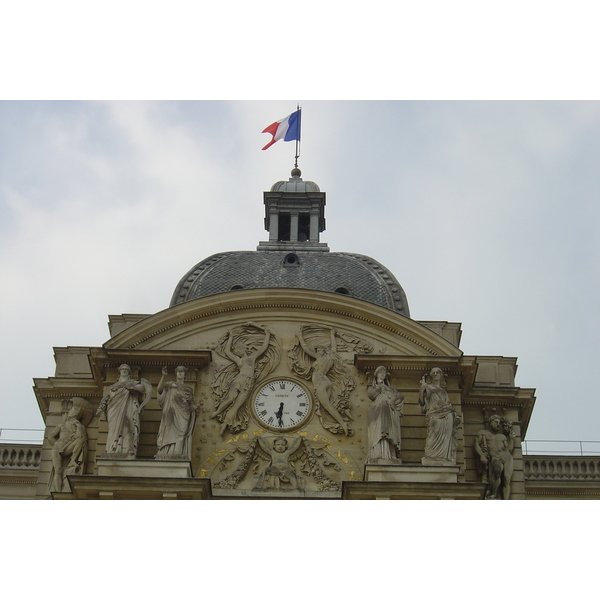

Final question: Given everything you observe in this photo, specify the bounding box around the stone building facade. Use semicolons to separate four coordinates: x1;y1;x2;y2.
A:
2;171;599;499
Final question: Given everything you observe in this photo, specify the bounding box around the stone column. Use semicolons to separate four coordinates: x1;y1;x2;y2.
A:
269;210;279;241
290;213;299;242
310;211;319;242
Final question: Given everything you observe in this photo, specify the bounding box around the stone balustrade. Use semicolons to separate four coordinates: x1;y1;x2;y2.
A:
524;456;600;481
0;444;42;469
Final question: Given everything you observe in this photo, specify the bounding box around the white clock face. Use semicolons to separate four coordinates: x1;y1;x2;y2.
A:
253;379;312;431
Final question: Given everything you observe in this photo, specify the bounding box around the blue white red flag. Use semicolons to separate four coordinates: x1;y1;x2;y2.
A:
261;109;301;150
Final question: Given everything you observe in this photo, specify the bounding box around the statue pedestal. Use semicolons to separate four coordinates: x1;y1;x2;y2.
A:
96;458;192;478
364;463;460;484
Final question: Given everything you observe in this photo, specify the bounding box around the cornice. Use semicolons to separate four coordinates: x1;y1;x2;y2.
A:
106;289;461;358
88;349;212;386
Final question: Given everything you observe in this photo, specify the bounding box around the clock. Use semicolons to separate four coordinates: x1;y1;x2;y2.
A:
252;379;312;431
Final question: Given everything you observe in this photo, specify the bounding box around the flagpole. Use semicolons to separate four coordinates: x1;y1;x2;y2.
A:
294;103;301;169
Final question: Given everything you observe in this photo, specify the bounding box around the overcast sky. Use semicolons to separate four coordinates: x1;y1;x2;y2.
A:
1;99;599;446
3;5;600;595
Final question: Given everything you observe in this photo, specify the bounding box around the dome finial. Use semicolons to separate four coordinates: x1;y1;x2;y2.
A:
291;167;302;178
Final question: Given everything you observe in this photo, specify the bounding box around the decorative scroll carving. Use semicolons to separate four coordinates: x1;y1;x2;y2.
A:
418;367;461;466
210;323;281;435
289;324;359;436
474;410;515;499
367;366;404;463
96;364;152;459
48;397;93;493
155;366;199;460
213;434;341;492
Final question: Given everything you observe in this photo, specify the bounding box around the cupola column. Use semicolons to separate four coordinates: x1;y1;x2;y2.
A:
290;213;299;242
310;211;320;242
269;209;279;242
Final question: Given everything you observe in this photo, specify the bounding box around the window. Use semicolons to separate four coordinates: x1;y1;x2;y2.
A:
283;253;299;267
335;287;350;295
278;213;291;241
298;213;310;241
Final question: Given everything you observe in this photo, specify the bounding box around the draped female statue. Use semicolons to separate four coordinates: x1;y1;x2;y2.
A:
418;367;461;466
367;366;404;463
156;366;198;459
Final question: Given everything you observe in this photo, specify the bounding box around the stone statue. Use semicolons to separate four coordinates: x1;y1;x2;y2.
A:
289;324;355;436
155;366;198;459
474;412;516;499
48;397;93;492
211;322;280;435
367;366;404;463
96;364;152;459
213;434;341;492
418;367;461;466
255;435;304;490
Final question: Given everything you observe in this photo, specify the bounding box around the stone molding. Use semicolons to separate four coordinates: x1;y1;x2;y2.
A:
56;475;211;500
104;289;462;357
364;464;460;483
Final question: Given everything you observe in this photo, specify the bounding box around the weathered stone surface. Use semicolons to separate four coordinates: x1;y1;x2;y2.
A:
95;364;152;458
155;366;198;459
419;368;461;466
366;366;404;463
96;458;192;478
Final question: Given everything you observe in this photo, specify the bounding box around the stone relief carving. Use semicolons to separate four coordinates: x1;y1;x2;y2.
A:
289;324;369;436
48;397;94;493
367;366;404;464
213;434;341;492
96;364;152;459
418;367;461;466
474;410;516;499
155;366;199;460
210;323;281;435
255;436;304;490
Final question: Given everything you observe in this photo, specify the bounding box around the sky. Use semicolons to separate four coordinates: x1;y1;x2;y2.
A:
2;3;600;595
1;99;599;448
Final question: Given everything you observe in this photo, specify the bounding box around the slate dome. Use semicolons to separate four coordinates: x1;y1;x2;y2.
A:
170;250;410;317
170;171;410;317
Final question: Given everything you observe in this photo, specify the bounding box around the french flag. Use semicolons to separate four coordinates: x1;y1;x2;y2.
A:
261;109;301;150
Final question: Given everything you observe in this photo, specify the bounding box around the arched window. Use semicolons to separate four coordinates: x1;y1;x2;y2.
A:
283;253;300;267
335;287;351;295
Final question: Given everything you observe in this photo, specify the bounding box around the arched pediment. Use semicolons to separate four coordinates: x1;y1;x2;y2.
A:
105;289;461;358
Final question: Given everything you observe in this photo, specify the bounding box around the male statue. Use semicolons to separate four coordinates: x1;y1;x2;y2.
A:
48;397;93;492
474;414;515;500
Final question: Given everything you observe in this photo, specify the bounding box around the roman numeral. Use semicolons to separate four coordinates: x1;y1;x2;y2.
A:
296;410;304;417
260;410;267;416
279;382;286;389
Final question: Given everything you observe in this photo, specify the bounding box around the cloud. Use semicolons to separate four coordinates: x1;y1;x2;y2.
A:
1;101;599;445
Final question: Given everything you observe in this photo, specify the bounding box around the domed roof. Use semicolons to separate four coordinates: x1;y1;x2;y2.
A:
270;171;321;193
170;250;410;317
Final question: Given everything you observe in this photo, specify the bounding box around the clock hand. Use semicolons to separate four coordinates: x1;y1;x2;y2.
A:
276;402;284;426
